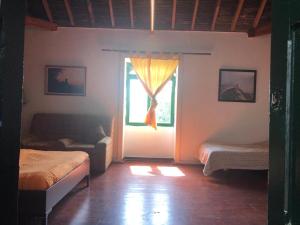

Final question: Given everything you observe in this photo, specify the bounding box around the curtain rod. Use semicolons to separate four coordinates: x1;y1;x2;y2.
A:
101;48;211;56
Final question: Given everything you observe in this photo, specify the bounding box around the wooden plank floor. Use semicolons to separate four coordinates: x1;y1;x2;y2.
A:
48;161;267;225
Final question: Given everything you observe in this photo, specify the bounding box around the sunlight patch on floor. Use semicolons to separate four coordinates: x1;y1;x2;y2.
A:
130;166;154;176
124;192;144;225
157;166;185;177
129;165;185;177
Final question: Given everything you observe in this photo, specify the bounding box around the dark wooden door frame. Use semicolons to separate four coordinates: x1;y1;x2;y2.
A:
289;20;300;225
0;0;25;225
269;1;300;225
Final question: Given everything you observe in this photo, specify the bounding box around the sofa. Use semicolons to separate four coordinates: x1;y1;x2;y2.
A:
21;113;114;173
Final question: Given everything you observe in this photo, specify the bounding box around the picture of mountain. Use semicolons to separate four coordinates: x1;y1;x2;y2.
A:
218;69;256;102
45;66;86;96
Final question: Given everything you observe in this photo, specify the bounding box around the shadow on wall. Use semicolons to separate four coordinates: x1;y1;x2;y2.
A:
203;106;269;145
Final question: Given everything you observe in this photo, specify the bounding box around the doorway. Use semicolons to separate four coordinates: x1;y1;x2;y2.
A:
2;0;300;224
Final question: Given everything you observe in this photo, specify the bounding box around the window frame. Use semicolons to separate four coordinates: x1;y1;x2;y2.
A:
125;62;176;127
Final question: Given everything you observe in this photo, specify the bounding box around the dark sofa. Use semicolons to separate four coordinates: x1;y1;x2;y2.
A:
21;113;113;173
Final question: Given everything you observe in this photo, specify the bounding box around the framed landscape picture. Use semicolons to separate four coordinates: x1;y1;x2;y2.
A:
45;65;86;96
218;69;257;103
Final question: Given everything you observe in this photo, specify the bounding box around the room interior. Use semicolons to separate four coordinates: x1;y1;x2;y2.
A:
1;0;279;225
22;26;271;163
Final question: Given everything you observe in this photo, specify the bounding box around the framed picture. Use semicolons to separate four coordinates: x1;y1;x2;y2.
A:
218;69;257;103
45;65;86;96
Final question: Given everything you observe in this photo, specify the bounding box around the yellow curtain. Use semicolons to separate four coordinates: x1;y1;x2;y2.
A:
130;57;179;129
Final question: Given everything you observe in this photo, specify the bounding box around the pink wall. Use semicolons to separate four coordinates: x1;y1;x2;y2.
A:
22;28;270;163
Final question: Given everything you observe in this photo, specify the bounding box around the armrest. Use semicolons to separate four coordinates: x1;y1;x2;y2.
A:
96;136;112;146
93;136;113;173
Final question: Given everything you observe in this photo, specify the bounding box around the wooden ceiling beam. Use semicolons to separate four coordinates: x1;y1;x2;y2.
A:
211;0;221;31
150;0;155;32
42;0;54;22
252;0;267;29
64;0;75;26
86;0;95;26
191;0;200;31
108;0;115;27
171;0;177;29
25;16;58;31
129;0;134;28
231;0;245;32
248;22;271;37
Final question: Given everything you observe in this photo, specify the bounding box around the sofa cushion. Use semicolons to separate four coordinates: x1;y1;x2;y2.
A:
82;125;106;144
23;140;65;151
58;138;75;146
64;143;95;151
30;113;112;141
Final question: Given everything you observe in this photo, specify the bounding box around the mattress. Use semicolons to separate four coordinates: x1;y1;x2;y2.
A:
19;149;89;190
198;142;269;176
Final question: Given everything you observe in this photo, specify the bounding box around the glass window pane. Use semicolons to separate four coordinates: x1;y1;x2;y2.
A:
156;81;173;124
128;79;148;123
129;69;137;75
127;63;137;75
125;59;176;127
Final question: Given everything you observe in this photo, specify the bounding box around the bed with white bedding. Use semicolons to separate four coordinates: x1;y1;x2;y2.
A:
198;142;269;176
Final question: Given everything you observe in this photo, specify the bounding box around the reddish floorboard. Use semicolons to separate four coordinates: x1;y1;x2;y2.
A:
48;161;267;225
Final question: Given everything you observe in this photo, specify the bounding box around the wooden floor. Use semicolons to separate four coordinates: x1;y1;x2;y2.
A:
48;161;267;225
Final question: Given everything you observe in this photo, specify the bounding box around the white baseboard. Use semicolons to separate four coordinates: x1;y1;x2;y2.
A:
112;158;202;165
175;160;202;165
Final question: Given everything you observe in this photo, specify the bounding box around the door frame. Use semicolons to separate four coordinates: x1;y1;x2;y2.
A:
0;0;26;224
1;0;300;224
269;1;300;224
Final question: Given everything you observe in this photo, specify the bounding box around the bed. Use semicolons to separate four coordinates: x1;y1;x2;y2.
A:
198;141;269;176
18;149;90;225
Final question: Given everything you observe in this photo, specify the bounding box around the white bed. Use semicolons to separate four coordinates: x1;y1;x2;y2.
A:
198;141;269;176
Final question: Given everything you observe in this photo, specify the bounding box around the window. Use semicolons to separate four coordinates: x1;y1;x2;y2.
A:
125;60;176;127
